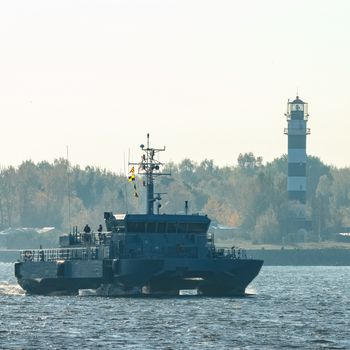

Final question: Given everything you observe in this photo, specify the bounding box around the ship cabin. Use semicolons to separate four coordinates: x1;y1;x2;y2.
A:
104;212;211;259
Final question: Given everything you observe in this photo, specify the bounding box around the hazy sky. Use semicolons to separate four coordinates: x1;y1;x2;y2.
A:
1;0;349;173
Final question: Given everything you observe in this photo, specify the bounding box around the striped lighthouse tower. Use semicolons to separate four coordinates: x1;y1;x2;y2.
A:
284;96;310;228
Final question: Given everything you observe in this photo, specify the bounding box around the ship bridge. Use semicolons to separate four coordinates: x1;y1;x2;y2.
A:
104;212;211;259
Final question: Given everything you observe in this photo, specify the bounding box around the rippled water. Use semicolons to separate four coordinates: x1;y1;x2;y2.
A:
0;263;349;349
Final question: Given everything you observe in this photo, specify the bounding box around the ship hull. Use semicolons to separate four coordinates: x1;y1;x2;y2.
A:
15;258;263;296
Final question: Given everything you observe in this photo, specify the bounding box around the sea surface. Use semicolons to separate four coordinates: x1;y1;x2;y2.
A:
0;263;349;350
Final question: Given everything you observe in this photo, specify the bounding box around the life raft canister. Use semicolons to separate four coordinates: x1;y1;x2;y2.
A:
24;250;33;261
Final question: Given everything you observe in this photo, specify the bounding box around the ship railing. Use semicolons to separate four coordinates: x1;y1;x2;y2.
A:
62;231;112;246
19;246;109;262
211;247;248;259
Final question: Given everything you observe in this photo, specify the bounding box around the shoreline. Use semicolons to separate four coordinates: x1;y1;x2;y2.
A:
249;248;350;266
0;250;20;263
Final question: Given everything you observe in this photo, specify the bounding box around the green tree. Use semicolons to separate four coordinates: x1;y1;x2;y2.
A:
253;207;280;244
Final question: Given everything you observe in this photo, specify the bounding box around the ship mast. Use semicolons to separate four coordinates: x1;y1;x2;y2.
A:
130;134;170;215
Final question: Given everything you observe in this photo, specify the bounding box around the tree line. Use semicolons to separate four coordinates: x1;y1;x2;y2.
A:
1;154;349;244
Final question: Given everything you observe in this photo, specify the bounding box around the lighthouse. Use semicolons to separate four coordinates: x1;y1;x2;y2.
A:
284;96;310;231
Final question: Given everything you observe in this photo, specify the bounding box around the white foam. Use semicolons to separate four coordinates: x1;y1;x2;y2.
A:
179;289;198;296
0;282;25;296
78;289;97;297
245;286;256;295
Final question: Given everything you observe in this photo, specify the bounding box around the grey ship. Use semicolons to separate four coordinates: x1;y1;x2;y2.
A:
15;135;263;296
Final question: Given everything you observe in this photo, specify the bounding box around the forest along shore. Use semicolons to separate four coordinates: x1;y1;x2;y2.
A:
1;248;350;265
1;155;350;247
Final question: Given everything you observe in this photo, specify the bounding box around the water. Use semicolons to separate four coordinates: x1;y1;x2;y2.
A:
0;263;349;349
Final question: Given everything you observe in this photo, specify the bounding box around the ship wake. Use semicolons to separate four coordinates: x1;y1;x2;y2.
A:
0;282;25;296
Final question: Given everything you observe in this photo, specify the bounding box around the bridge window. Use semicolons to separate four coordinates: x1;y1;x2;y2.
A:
127;222;146;233
167;223;177;233
146;222;156;233
188;223;207;234
157;222;166;233
177;223;187;234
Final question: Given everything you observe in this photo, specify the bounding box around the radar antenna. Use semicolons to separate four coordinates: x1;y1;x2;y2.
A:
129;134;170;215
